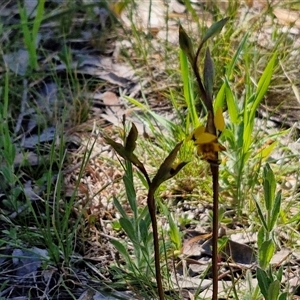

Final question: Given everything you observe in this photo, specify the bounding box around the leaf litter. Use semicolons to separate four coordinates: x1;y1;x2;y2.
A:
0;0;300;299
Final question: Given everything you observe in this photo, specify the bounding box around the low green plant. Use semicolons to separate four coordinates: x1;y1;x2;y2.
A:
214;32;280;215
158;200;182;257
257;267;287;300
0;71;19;212
110;161;155;292
105;122;187;299
107;18;230;300
18;0;46;70
255;163;288;300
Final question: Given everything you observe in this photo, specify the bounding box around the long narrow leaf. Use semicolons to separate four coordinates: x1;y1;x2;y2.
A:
203;48;215;100
224;77;239;124
200;17;229;49
215;33;248;111
125;123;138;154
113;196;128;220
123;161;138;218
263;163;276;211
179;49;199;128
110;239;131;262
249;51;277;122
257;268;270;298
254;200;268;230
214;82;226;111
124;96;177;132
269;190;282;231
179;24;195;64
267;280;280;300
226;33;249;78
32;0;45;40
119;217;137;244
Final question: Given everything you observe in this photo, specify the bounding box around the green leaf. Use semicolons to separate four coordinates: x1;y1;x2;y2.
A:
279;292;288;300
201;17;229;47
123;175;137;217
257;268;270;299
180;49;199;128
203;47;215;100
32;0;45;40
243;121;253;154
139;219;149;245
113;196;128;220
224;77;239;124
111;239;130;260
215;34;248;111
249;51;277;123
179;24;195;64
226;33;248;79
257;226;266;249
124;96;178;134
160;201;181;250
255;141;278;161
255;200;268;231
119;217;137;244
136;169;149;189
125;123;138;153
122;161;138;218
263;163;276;211
267;280;280;300
269;190;281;231
276;266;283;282
236;120;245;149
259;239;275;269
214;81;226;111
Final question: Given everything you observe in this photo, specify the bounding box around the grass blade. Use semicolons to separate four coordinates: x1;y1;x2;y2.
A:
179;49;199;128
269;191;281;231
224;77;239;124
249;52;277;122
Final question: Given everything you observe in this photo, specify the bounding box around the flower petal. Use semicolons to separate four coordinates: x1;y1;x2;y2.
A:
194;132;216;144
212;142;226;152
192;125;205;141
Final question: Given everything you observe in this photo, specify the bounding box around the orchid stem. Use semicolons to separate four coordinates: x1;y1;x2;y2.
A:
211;163;219;300
147;189;164;300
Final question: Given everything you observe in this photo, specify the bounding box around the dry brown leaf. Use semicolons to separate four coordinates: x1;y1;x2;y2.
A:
182;233;212;257
273;8;300;28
